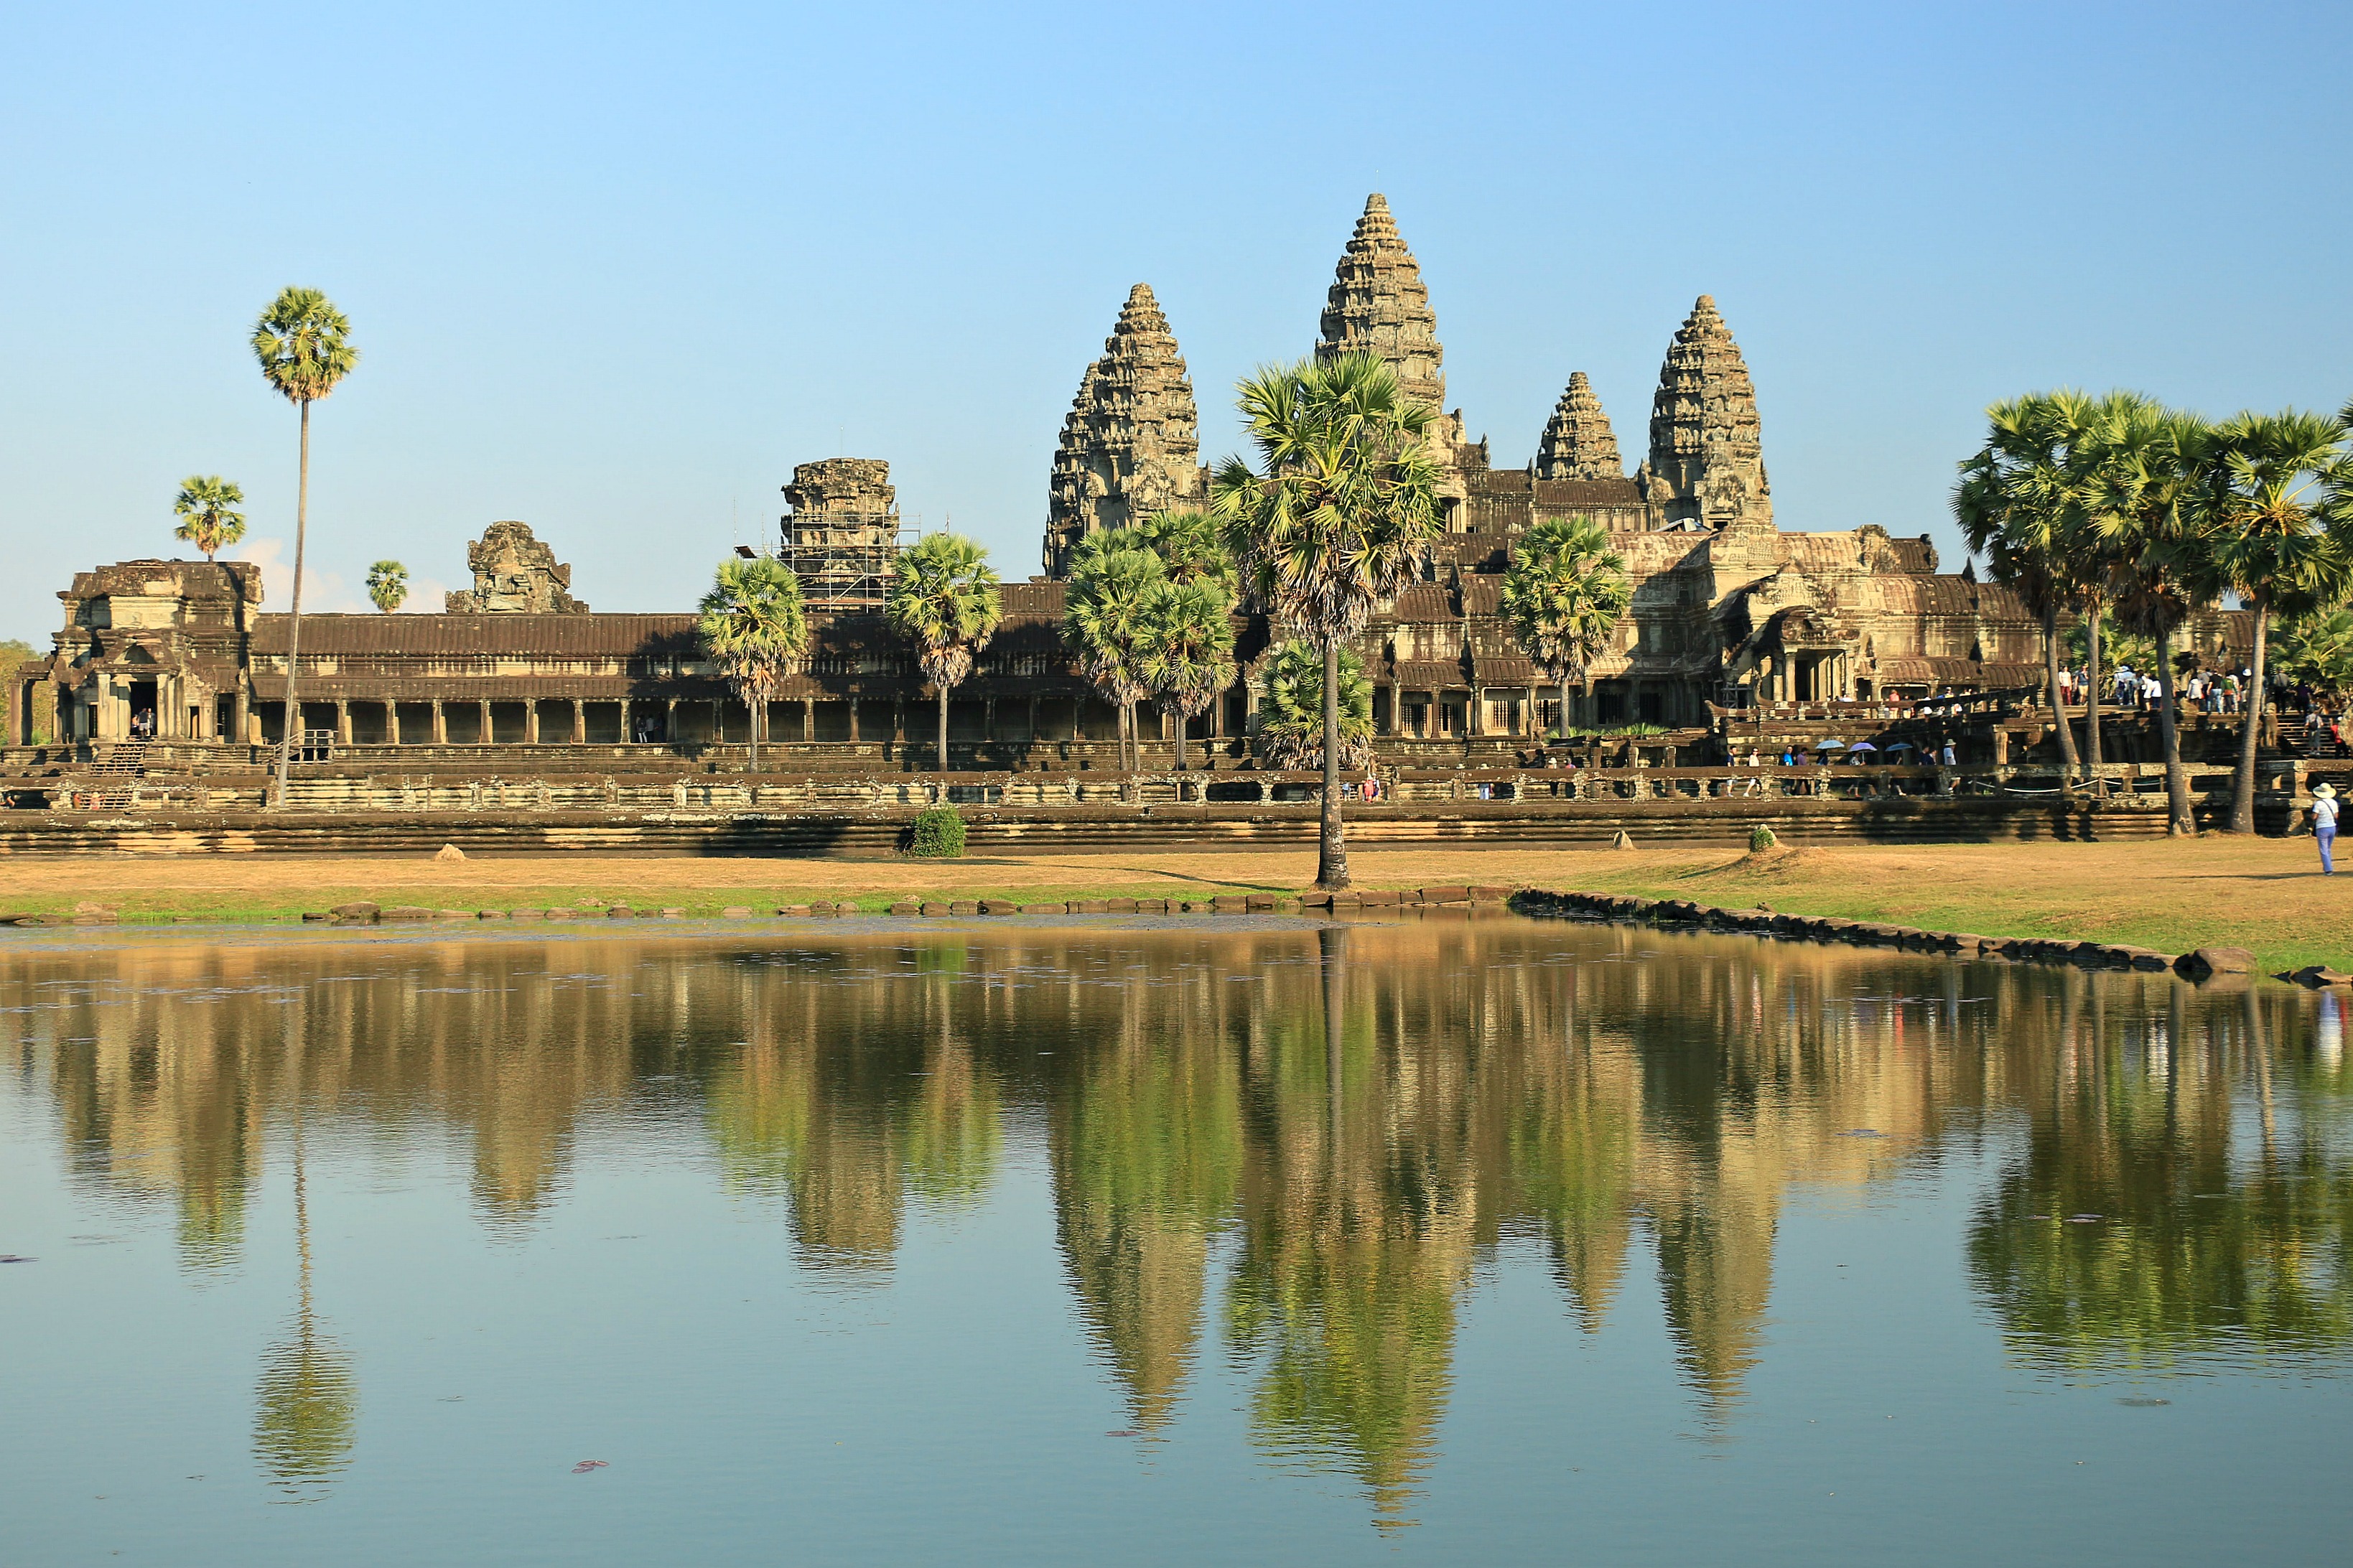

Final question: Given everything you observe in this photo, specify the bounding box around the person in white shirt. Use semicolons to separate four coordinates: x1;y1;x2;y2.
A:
2314;783;2339;875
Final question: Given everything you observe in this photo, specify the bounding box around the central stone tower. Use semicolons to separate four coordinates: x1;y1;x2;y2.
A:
1316;193;1447;418
1043;283;1205;578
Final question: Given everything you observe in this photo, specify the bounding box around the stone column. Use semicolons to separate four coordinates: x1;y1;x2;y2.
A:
571;699;585;744
847;699;859;743
387;703;401;745
801;697;814;743
432;701;447;743
667;698;680;743
479;700;493;744
617;698;631;744
525;701;540;745
335;701;352;746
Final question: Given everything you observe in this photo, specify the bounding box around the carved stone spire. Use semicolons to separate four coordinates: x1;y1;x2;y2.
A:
1044;283;1203;577
1316;193;1445;418
1639;294;1770;531
1535;372;1623;481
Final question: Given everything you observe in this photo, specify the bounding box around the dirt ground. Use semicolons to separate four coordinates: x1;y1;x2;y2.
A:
0;836;2342;970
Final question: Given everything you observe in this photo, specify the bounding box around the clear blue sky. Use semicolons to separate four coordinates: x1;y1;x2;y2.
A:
3;1;2347;638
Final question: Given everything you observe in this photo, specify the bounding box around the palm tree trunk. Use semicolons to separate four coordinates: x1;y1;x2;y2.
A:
271;398;312;810
2084;598;2105;798
2157;619;2191;835
937;683;950;805
2043;598;2079;773
2229;603;2270;834
748;685;760;772
1317;635;1349;890
1559;673;1572;745
1173;704;1188;773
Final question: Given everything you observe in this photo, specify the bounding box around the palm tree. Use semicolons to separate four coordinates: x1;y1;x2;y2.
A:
885;532;1002;798
1063;531;1166;773
1137;579;1237;773
1499;515;1631;740
1955;392;2083;775
698;555;811;771
172;475;247;561
2207;409;2353;834
2079;403;2218;835
1212;353;1442;890
252;288;359;808
1133;508;1238;592
1254;638;1374;770
364;560;408;614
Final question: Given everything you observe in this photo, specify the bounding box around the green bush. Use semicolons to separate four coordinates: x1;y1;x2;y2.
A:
908;805;966;858
1748;826;1779;852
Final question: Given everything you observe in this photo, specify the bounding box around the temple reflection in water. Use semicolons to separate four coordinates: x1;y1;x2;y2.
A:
7;918;2349;1521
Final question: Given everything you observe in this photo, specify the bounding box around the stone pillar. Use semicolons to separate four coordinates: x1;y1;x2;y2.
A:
524;701;540;745
571;699;585;744
335;701;352;745
432;701;447;743
387;704;401;745
984;695;997;741
479;700;493;744
617;698;631;744
801;697;814;743
893;698;906;744
847;699;859;743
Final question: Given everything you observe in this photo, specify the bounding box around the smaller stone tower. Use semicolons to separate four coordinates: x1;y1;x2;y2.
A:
1043;284;1205;577
444;521;589;613
1534;373;1623;481
1637;295;1771;531
781;458;905;610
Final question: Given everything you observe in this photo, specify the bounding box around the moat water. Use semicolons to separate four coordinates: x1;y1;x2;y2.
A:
4;913;2348;1566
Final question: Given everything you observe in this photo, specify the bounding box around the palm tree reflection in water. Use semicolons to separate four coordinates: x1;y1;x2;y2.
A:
253;1110;356;1498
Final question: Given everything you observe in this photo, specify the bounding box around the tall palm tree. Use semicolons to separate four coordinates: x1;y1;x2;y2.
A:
1137;579;1237;773
2207;409;2353;834
1955;392;2083;774
2080;403;2218;835
252;287;359;808
885;532;1002;798
1212;353;1442;890
2065;391;2180;801
172;475;246;561
698;555;811;771
1499;514;1630;739
364;560;408;615
1063;532;1166;773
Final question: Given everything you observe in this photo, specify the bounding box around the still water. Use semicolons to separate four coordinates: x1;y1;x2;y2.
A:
3;913;2348;1565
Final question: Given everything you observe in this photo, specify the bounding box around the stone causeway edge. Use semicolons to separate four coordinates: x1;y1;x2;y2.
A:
1502;888;2303;986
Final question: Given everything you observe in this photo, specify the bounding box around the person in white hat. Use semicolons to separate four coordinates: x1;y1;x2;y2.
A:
2314;783;2339;874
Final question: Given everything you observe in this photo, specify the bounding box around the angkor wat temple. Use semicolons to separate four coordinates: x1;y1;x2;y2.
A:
3;195;2242;762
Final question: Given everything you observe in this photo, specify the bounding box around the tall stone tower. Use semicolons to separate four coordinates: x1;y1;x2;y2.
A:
780;458;904;609
1535;372;1623;481
1638;295;1771;531
1043;284;1205;578
1316;193;1447;419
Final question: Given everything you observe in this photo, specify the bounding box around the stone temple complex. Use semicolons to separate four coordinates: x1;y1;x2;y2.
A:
3;193;2250;764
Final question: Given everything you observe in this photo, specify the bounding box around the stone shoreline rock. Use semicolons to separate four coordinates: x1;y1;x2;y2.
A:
1506;888;2273;982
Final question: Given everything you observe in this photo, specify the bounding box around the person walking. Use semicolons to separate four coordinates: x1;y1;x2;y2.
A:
2314;783;2340;875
